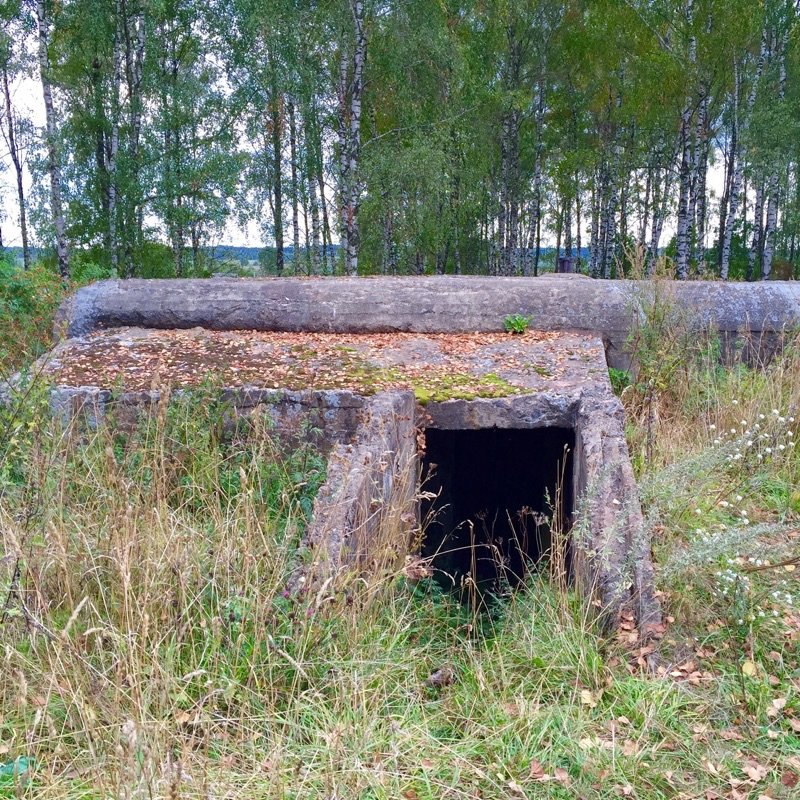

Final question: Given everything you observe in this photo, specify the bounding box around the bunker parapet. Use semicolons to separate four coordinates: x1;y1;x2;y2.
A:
57;275;800;370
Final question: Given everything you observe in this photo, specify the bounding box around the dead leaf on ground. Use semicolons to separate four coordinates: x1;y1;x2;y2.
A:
580;689;601;708
743;761;769;783
781;770;799;788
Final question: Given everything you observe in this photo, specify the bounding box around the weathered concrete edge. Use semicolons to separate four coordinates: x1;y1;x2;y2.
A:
573;388;661;632
56;276;800;369
0;383;370;454
301;391;417;580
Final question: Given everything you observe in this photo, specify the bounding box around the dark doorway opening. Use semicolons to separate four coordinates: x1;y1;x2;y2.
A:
420;427;574;602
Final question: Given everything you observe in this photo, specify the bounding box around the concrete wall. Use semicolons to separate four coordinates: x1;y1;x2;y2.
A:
58;275;800;369
302;391;418;581
45;386;368;454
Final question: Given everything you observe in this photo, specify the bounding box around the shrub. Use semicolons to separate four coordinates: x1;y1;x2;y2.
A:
0;260;65;374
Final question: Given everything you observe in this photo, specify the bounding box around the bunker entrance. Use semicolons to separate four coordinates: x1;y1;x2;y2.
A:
420;427;574;602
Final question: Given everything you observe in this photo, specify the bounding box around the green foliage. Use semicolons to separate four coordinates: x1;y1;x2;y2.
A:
5;0;798;278
503;313;533;334
70;260;113;285
608;367;631;396
0;260;65;373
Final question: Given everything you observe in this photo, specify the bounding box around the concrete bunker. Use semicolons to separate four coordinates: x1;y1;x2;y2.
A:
28;271;800;630
6;322;662;629
421;426;574;600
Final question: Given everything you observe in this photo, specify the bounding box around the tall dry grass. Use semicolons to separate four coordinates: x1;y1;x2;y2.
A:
2;291;800;797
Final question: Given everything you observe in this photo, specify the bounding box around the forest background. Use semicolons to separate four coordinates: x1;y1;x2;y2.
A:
0;0;798;284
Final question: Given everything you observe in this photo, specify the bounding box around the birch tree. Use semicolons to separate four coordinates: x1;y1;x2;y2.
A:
720;27;769;280
0;16;31;269
336;0;368;275
35;0;69;278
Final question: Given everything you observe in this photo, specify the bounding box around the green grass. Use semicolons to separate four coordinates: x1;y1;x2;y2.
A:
1;279;800;798
1;375;798;799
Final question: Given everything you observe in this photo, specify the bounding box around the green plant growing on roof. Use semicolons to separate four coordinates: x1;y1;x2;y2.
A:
503;313;533;334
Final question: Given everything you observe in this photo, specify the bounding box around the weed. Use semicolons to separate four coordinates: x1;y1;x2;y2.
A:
608;367;631;396
503;313;533;334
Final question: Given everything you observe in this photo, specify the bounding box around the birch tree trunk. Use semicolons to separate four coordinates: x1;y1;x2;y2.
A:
337;0;367;275
647;171;663;275
761;21;789;280
649;136;680;274
596;164;608;277
107;0;122;276
308;173;322;275
638;162;652;256
716;116;736;273
288;98;301;274
2;65;29;270
575;185;582;270
762;179;779;280
748;180;764;280
694;92;709;273
320;172;333;273
270;92;284;274
589;172;600;277
382;208;395;274
554;199;562;263
306;100;329;273
499;24;522;276
601;149;620;279
675;108;692;278
122;0;145;277
674;0;695;279
528;80;544;277
720;30;768;279
36;0;69;279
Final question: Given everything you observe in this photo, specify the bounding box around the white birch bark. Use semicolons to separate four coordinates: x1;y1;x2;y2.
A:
589;171;599;277
721;29;768;279
36;0;69;279
674;108;692;278
694;91;709;273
